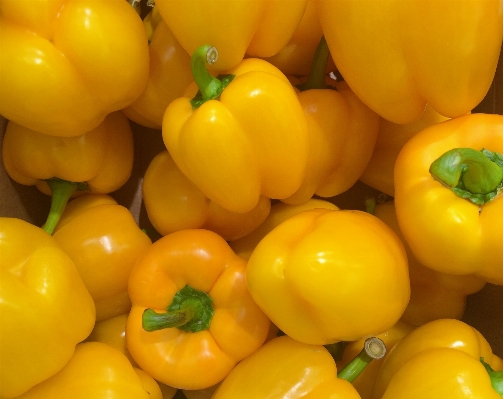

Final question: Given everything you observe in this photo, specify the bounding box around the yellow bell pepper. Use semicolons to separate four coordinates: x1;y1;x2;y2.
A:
0;218;95;398
126;229;271;390
372;200;486;326
360;105;450;197
246;208;410;345
394;113;503;285
372;318;503;398
1;111;134;235
12;342;159;399
142;150;271;240
162;46;309;213
0;0;149;136
229;198;339;260
122;19;193;129
51;194;152;321
317;0;503;124
155;0;308;71
212;334;387;399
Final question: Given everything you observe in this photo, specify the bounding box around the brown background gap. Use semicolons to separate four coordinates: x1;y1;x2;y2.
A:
1;45;502;358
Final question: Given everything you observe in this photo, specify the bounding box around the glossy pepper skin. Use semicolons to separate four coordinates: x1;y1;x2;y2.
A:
394;113;503;285
360;105;450;197
0;0;149;136
12;342;158;399
126;229;271;390
122;19;193;129
372;319;503;399
0;218;95;398
155;0;308;71
317;0;503;124
162;49;309;213
373;200;486;326
51;194;152;321
246;208;410;345
142;150;271;240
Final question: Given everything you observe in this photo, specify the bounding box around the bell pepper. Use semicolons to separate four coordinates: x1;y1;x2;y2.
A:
360;105;450;197
0;0;149;137
0;217;95;398
393;113;503;285
283;37;379;204
372;318;503;398
12;342;160;399
246;207;410;345
336;321;415;399
126;229;271;390
1;111;134;235
212;334;387;399
142;150;271;240
229;198;339;260
154;0;308;71
317;0;503;124
122;19;193;129
162;45;309;213
371;199;486;326
51;194;152;321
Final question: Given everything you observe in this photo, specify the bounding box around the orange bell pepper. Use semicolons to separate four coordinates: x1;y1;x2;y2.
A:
154;0;308;71
394;113;503;285
51;194;152;321
0;0;149;136
1;111;134;235
126;229;271;390
0;218;95;398
162;46;309;213
246;208;410;345
317;0;503;124
142;150;271;240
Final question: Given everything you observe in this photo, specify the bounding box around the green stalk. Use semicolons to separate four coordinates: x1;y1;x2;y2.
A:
142;285;214;333
325;341;348;362
481;358;503;397
429;148;503;205
337;337;387;383
296;36;331;91
43;178;88;235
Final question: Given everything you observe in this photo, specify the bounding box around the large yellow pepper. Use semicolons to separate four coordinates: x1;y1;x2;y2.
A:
1;111;134;234
0;0;149;136
212;334;387;399
246;208;410;345
12;342;159;399
393;113;503;285
317;0;503;124
0;218;95;398
162;46;309;213
372;319;503;398
142;150;271;240
372;200;486;326
155;0;308;71
51;194;152;321
126;229;271;390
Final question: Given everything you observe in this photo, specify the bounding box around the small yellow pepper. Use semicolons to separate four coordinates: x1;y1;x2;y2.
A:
0;218;95;398
142;150;271;240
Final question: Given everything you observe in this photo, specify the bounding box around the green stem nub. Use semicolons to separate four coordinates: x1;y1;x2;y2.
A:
142;285;214;333
189;45;234;109
337;337;387;383
296;36;331;91
429;148;503;205
43;178;88;235
325;341;348;362
481;358;503;397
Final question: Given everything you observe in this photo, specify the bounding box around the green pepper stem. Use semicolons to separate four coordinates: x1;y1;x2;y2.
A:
429;148;503;205
142;285;214;333
481;358;503;397
191;45;223;101
43;178;87;235
296;36;331;91
325;341;348;362
337;337;387;383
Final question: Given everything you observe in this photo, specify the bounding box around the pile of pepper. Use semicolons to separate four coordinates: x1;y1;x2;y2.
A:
1;0;503;398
